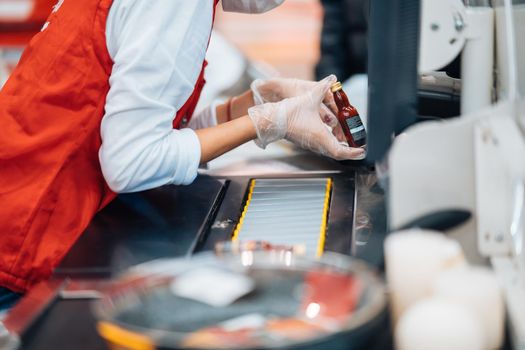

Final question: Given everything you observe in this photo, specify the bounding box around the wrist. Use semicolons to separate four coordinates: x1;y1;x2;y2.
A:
248;102;286;149
239;115;258;142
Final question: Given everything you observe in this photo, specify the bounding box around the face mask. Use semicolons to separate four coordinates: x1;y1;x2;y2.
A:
222;0;285;14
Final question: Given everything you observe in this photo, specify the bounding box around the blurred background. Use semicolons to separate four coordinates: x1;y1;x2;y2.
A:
0;0;370;88
215;0;323;80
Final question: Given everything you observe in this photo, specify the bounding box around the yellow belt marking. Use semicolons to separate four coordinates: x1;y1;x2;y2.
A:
231;179;256;241
232;178;332;258
317;178;332;257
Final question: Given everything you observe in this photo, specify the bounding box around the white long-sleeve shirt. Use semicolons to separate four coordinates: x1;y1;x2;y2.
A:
99;0;218;193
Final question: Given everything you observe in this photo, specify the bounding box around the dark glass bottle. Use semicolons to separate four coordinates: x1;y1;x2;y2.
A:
331;82;366;148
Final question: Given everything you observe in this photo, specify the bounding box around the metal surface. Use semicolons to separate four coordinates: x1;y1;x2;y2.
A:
510;181;525;272
19;300;107;350
59;280;114;300
8;152;387;350
461;6;494;114
474;106;525;257
18;301;391;350
202;173;361;258
351;172;387;269
203;142;350;178
56;176;226;277
419;0;467;72
234;178;332;256
492;256;525;350
3;280;65;336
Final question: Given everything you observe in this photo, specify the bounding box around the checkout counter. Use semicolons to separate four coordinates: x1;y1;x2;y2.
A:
3;149;390;350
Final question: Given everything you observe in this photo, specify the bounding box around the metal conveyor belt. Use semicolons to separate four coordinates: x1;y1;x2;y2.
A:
232;178;332;256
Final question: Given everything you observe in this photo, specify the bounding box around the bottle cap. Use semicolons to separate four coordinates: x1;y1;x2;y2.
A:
331;82;343;93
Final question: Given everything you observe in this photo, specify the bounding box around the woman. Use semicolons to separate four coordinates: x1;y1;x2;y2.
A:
0;0;364;310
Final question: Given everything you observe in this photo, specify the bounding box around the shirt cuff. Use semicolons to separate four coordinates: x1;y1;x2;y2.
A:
169;128;201;185
188;100;221;130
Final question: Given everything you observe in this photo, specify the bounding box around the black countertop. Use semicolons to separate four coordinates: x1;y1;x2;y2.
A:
5;163;390;350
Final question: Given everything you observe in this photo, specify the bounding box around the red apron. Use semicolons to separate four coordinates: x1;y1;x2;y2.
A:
0;0;219;293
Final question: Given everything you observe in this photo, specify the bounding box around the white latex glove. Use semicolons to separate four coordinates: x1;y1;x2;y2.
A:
248;76;366;161
251;75;346;143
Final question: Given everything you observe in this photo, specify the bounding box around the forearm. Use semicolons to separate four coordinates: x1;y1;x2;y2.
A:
216;90;255;124
195;115;257;163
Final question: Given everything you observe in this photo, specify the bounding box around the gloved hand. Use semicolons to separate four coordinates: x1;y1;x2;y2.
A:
252;75;346;143
251;75;337;111
248;76;365;161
